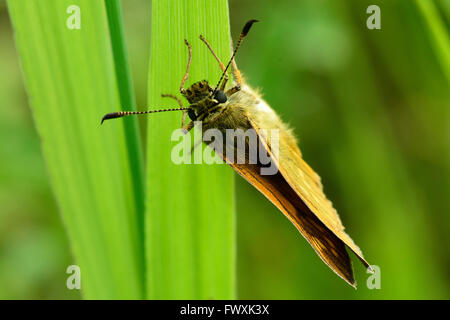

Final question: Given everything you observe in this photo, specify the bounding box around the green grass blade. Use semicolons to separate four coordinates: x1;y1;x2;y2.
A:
415;0;450;84
7;0;144;299
146;0;235;299
104;0;146;286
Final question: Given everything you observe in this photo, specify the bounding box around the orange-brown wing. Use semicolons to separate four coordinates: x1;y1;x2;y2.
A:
216;147;357;286
215;86;370;285
249;117;371;272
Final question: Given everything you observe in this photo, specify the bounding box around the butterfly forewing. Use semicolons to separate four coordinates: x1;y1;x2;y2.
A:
210;86;371;285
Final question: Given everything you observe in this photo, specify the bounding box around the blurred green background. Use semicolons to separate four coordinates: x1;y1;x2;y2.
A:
0;0;449;299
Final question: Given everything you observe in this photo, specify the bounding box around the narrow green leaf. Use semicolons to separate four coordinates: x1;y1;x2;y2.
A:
7;0;144;299
146;0;235;299
104;0;146;287
415;0;450;84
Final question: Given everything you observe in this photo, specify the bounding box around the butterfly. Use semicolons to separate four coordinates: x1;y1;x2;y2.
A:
102;20;372;287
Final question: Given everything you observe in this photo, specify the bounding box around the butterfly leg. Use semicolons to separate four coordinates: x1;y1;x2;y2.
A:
180;39;192;95
183;121;195;134
161;94;188;129
199;35;228;91
225;84;241;96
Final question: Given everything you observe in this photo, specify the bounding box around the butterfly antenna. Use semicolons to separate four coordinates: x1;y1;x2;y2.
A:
212;19;258;94
101;107;188;124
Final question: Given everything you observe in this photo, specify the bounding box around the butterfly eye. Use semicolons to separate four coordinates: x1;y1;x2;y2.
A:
214;90;227;103
188;109;198;120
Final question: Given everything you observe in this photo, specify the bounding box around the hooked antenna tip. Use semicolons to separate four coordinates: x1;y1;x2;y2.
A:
101;112;123;124
242;19;259;36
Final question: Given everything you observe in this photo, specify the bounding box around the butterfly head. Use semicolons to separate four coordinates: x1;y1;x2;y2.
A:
183;80;228;121
182;80;213;104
